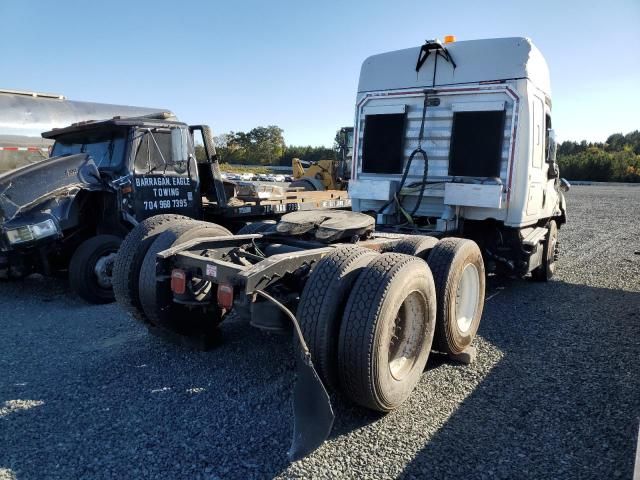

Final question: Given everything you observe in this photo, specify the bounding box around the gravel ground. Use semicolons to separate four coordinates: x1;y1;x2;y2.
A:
1;185;638;479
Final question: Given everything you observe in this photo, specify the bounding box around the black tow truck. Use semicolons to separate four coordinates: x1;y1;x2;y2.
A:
0;113;349;303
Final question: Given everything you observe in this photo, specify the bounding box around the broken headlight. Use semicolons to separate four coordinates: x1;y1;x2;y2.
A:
5;219;59;245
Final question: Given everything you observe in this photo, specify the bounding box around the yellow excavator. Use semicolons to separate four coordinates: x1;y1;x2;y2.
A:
290;127;353;191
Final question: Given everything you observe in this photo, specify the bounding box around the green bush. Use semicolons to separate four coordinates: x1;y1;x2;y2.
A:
557;131;640;182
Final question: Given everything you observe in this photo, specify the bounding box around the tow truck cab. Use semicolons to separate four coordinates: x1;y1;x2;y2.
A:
43;115;228;222
0;114;225;301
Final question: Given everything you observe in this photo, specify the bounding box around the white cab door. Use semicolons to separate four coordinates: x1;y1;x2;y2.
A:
526;96;545;217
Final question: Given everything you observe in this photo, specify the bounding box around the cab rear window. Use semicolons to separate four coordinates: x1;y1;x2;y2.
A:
449;111;505;178
362;113;406;174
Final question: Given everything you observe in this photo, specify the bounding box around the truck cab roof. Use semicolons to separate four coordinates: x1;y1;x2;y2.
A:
358;37;550;96
41;113;186;139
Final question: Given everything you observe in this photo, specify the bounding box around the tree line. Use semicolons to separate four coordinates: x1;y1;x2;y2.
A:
200;125;335;166
557;131;640;182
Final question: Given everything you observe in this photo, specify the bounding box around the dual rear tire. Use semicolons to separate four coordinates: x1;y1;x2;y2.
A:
113;214;195;320
112;216;231;338
338;253;437;411
297;237;485;412
296;246;378;390
427;238;485;355
138;222;231;336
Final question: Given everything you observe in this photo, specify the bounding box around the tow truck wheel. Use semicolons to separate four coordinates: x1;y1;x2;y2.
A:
338;253;436;412
112;214;195;322
391;235;439;259
297;246;378;389
138;223;231;335
531;220;558;282
427;238;485;355
69;235;122;304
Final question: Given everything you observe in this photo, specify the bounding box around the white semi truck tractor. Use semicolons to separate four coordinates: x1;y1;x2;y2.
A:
116;36;568;460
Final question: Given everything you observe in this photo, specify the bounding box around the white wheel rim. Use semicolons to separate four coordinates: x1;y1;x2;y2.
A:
455;263;479;333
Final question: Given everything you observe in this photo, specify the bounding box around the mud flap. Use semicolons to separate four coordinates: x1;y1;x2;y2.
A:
254;290;334;462
289;350;334;461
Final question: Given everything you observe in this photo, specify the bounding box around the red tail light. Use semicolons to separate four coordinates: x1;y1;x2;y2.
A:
217;283;234;310
171;269;186;295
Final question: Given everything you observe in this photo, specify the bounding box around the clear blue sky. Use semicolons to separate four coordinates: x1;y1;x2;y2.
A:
1;0;638;146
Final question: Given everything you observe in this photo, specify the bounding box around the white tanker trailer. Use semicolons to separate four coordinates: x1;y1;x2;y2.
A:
0;88;174;173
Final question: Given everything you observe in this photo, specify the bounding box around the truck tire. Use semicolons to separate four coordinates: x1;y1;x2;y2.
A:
338;253;436;412
69;235;122;304
112;214;195;322
236;220;277;235
427;238;485;355
138;223;230;335
297;246;378;389
391;235;439;259
531;220;558;282
138;221;209;324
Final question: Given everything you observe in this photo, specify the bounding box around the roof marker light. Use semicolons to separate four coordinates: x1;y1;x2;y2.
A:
444;35;456;44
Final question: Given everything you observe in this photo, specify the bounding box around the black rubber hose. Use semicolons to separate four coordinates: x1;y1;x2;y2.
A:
408;148;429;217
